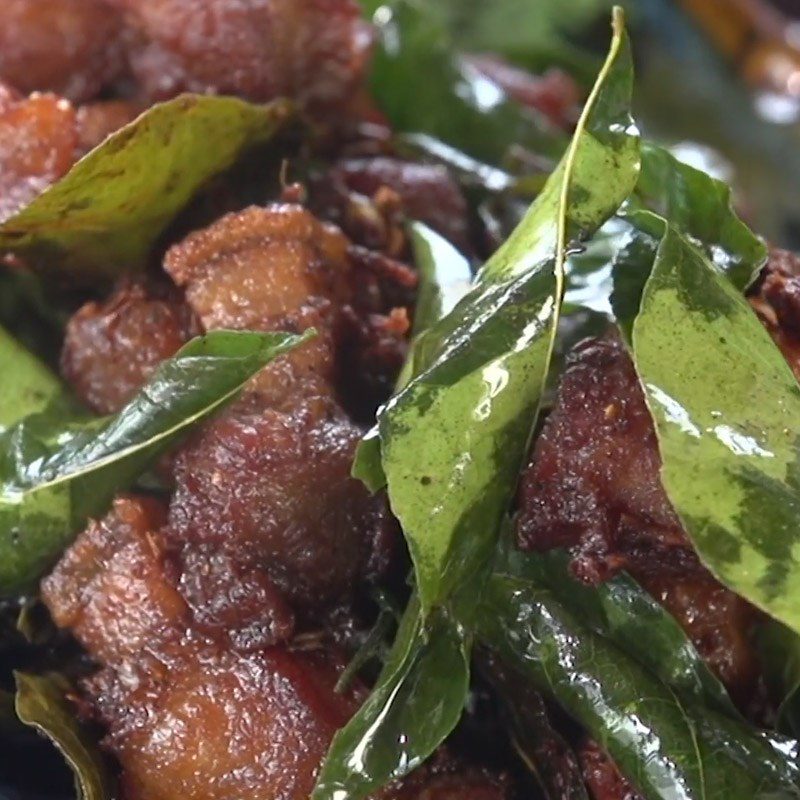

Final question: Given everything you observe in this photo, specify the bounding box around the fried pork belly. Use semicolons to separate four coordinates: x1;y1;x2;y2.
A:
62;281;196;415
749;247;800;379
108;0;372;111
0;83;77;221
515;334;760;701
42;499;503;800
42;496;364;800
0;0;126;103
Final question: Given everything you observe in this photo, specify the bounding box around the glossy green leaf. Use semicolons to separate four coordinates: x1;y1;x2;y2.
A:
0;96;291;283
478;575;800;800
635;143;767;289
0;326;64;434
312;599;470;800
372;9;639;614
499;546;737;716
0;329;308;594
365;0;565;167
632;226;800;636
14;672;115;800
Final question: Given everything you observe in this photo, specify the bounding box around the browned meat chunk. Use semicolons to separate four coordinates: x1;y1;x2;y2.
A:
86;645;363;800
41;495;187;665
166;391;391;611
515;334;760;701
42;497;363;800
109;0;372;111
162;204;394;611
385;755;511;800
579;741;643;800
312;157;472;254
463;55;581;130
0;0;126;103
61;281;196;415
0;83;77;221
749;247;800;380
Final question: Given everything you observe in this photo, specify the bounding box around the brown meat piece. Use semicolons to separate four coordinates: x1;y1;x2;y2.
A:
749;247;800;380
0;82;77;222
579;741;643;800
463;56;581;130
163;205;394;610
0;0;126;103
386;755;511;800
110;0;372;111
86;645;363;800
312;157;472;254
166;391;391;611
61;281;196;415
515;334;760;701
41;495;188;665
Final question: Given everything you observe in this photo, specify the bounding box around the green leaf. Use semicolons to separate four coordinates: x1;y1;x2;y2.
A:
0;326;65;434
499;546;738;716
0;96;291;283
365;0;566;166
312;599;470;800
434;0;613;78
478;575;800;800
0;329;309;594
631;225;800;636
14;671;115;800
635;143;767;289
373;8;639;614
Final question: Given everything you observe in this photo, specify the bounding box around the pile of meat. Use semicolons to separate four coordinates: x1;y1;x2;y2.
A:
5;2;798;800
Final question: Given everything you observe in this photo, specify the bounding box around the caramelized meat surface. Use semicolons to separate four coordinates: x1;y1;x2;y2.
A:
515;334;759;700
41;495;186;666
0;83;77;222
0;0;125;102
749;247;800;380
109;0;372;111
61;281;195;415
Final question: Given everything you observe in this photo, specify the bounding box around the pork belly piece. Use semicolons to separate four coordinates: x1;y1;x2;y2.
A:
515;334;760;702
0;0;126;103
109;0;372;111
0;83;77;221
311;157;472;254
162;204;394;611
41;495;187;666
749;247;800;380
42;498;505;800
61;281;196;415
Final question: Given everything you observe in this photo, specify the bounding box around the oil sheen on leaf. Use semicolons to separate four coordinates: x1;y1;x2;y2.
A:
375;8;639;615
633;226;800;635
479;575;800;800
0;329;308;594
0;96;291;283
